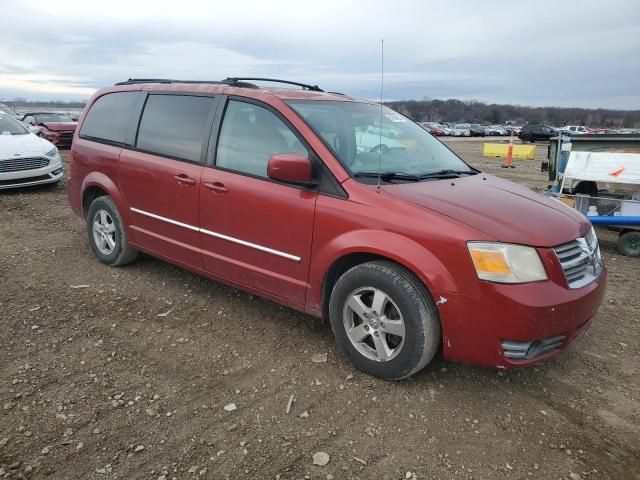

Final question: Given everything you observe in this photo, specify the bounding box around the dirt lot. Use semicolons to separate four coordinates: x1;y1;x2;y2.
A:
1;138;638;480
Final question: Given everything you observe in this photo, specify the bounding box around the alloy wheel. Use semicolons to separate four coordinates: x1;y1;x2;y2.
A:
342;286;406;362
92;209;116;255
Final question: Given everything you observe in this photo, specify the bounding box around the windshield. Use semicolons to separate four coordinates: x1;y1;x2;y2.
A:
36;113;74;123
0;106;19;118
287;101;472;181
0;115;29;135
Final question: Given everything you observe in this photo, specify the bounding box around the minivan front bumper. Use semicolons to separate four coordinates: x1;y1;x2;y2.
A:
438;268;607;368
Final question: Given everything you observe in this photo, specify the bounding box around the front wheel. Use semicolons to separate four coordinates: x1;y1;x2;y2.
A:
329;261;441;380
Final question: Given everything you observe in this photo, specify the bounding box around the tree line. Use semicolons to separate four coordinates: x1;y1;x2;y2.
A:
4;99;86;109
4;97;640;128
384;98;640;128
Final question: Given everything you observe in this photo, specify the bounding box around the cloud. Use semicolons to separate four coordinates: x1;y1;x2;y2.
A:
0;0;639;108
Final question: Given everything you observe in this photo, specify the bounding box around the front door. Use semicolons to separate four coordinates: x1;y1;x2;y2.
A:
199;99;317;305
119;93;217;267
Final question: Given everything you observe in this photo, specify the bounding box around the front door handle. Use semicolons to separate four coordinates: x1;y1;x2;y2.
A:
174;174;196;186
204;181;229;194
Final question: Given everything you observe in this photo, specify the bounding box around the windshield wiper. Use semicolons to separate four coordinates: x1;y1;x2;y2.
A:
419;169;478;179
354;171;422;182
354;169;478;183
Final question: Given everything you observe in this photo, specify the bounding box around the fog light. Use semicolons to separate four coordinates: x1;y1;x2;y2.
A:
501;335;566;360
52;168;63;175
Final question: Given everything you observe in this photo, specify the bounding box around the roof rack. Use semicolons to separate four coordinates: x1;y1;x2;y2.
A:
115;78;238;86
223;77;324;92
114;77;325;92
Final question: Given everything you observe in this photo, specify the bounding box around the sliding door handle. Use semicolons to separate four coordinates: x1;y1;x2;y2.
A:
204;181;229;194
174;174;196;186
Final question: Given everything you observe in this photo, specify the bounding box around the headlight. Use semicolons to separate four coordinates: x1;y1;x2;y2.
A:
45;147;59;157
467;242;547;283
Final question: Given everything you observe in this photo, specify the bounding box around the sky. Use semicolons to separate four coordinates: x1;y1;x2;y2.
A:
1;0;639;109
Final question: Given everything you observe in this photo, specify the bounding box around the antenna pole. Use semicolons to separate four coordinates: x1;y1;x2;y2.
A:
377;39;384;193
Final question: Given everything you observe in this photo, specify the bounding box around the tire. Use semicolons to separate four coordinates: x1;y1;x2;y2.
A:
617;231;640;257
328;261;441;380
573;181;598;197
86;196;138;266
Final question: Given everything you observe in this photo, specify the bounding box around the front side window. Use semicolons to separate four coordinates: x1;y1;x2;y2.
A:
288;100;472;182
0;115;29;135
216;100;307;178
136;94;215;163
80;92;138;144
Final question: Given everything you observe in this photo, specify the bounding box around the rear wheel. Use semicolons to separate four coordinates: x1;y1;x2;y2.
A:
86;196;138;266
618;231;640;257
329;261;441;380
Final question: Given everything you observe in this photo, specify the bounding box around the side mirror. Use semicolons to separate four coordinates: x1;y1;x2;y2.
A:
267;153;314;185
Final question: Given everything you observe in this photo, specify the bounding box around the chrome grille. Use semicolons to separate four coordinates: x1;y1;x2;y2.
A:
554;230;602;289
0;157;50;173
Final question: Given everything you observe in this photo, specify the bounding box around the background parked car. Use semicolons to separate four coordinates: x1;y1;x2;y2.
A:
438;123;455;135
518;124;557;142
468;124;486;137
563;125;593;136
355;124;407;152
453;124;471;136
0;103;20;119
419;122;446;136
489;125;509;136
20;112;78;148
503;125;521;135
0;112;64;189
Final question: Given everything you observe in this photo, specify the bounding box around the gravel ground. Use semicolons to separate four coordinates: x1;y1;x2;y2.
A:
0;138;638;480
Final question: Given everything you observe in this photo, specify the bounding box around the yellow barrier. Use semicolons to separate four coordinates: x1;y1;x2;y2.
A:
483;143;536;160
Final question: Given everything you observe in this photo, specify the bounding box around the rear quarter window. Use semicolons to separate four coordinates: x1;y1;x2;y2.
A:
80;92;138;144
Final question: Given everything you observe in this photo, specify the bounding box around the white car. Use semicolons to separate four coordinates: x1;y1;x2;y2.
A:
0;113;64;189
355;125;407;152
564;125;592;135
453;124;471;137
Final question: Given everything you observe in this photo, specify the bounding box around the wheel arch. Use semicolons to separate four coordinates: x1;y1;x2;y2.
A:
81;172;131;224
312;231;457;320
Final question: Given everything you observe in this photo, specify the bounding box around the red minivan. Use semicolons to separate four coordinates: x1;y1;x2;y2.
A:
67;78;606;379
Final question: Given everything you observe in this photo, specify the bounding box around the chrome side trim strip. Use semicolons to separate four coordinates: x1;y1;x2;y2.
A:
131;207;199;232
130;207;301;262
199;228;301;262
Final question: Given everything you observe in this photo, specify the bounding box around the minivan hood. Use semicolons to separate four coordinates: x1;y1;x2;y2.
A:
383;174;588;247
0;133;47;159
